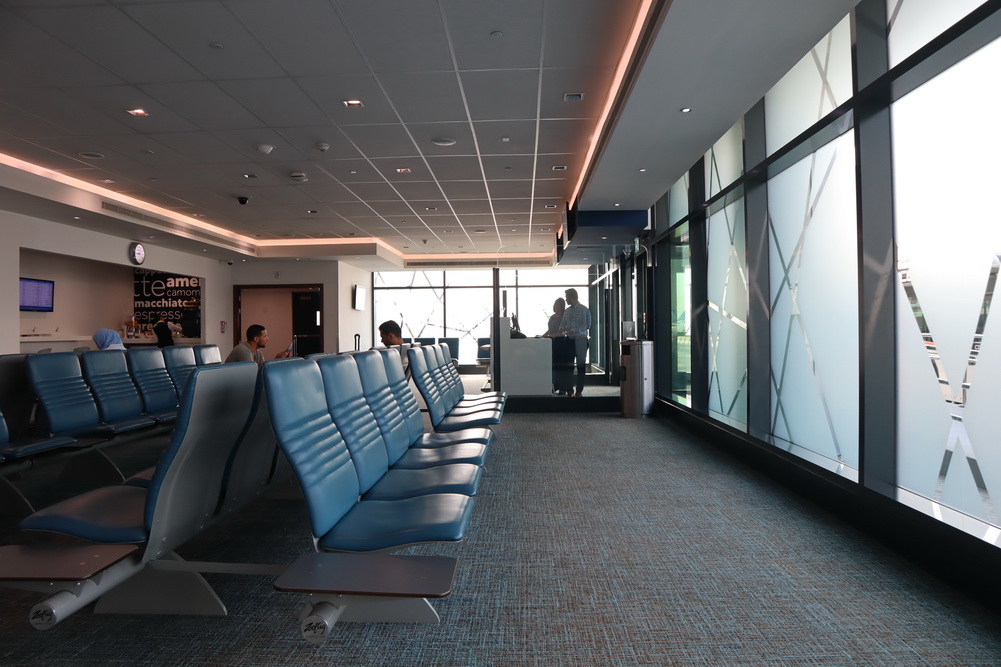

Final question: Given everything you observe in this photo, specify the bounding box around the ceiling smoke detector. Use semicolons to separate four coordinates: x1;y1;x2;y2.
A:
431;137;456;147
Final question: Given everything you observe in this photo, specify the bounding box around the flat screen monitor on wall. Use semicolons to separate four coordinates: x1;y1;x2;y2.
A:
20;278;55;312
352;285;366;311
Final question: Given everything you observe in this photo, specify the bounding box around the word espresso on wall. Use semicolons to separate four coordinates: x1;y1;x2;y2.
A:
133;269;201;337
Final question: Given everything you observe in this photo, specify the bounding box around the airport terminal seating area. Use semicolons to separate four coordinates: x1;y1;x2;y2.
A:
0;343;501;642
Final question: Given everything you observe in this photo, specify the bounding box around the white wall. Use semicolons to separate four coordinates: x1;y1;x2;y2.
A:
337;262;373;350
230;259;373;354
1;210;234;355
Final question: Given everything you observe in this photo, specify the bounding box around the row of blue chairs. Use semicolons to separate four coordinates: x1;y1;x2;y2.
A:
2;361;286;628
1;347;497;632
0;346;221;461
407;344;506;432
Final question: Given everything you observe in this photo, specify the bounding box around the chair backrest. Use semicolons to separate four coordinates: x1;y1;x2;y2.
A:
262;358;361;542
0;354;36;440
315;354;390;493
438;337;459;362
414;337;436;347
217;366;283;515
476;337;491;361
356;350;413;464
25;352;100;435
126;348;178;414
428;345;462;406
381;348;426;444
193;344;222;366
143;362;259;560
163;346;198;398
81;350;145;423
408;346;447;427
0;407;9;447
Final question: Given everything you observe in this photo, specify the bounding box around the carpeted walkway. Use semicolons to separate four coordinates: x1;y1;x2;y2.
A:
1;412;1000;665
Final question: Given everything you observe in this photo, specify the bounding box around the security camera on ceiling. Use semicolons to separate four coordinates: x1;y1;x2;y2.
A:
237;196;249;205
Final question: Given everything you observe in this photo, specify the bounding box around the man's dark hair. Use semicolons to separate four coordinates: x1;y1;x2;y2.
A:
378;320;402;338
246;324;266;341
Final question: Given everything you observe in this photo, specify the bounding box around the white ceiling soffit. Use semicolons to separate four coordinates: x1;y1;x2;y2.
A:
579;0;863;212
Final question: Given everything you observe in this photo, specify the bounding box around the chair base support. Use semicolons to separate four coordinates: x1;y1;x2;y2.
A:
298;595;440;643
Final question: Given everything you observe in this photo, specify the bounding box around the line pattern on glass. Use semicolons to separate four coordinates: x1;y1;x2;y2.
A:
897;255;1000;524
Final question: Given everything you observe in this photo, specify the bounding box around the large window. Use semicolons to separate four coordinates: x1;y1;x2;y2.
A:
373;268;589;363
892;32;1001;529
669;224;691;405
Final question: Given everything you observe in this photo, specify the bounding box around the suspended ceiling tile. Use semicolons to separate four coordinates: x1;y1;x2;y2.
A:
140;81;263;131
378;71;467;124
219;78;329;127
296;74;398;125
440;0;544;71
461;69;541;121
339;124;417;158
335;0;454;74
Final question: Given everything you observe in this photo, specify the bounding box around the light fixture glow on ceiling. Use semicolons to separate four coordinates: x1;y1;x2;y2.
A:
680;107;692;113
342;99;364;108
126;108;150;117
544;204;557;208
396;168;412;173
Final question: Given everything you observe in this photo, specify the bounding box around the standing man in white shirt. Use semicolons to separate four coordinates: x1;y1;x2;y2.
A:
559;288;591;397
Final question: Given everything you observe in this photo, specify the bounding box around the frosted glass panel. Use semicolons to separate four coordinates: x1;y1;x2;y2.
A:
887;0;987;67
767;130;859;468
706;200;748;429
892;34;1001;528
668;174;690;224
705;120;744;199
765;15;853;155
670;224;691;405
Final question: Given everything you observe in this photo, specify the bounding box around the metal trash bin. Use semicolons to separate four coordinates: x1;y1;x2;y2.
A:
620;340;653;417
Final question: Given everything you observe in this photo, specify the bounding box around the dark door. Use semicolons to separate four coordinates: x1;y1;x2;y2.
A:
292;291;322;356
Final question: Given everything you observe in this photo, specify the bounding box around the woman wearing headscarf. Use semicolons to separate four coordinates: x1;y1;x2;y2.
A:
93;328;126;350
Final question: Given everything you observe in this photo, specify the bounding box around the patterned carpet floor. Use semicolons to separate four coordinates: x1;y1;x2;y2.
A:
1;412;1000;665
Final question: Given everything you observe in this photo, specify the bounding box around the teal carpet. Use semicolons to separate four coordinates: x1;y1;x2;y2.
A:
1;412;1000;665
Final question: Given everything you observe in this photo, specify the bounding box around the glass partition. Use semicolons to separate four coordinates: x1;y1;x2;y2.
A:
669;223;692;405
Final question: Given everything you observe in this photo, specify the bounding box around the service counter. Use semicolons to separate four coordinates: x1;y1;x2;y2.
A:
19;335;203;354
493;317;553;396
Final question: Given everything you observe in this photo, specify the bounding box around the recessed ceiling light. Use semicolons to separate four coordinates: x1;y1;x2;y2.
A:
243;173;258;179
78;151;104;159
614;203;621;207
396;168;412;173
639;168;647;172
541;228;551;232
126;108;150;117
501;137;510;143
342;99;364;108
147;235;155;239
142;148;155;155
209;42;224;50
601;236;608;240
443;229;454;233
349;170;358;174
431;137;456;147
552;165;566;171
544;204;557;209
72;216;81;220
425;207;437;211
680;107;692;113
306;209;317;214
490;30;504;38
255;144;275;155
563;93;584;102
99;178;115;184
474;230;487;234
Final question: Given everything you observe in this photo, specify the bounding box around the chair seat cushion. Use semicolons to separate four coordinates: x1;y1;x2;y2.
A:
414;428;494;448
318;493;474;552
20;485;148;544
436;410;502;431
1;435;80;459
362;464;482;501
147;410;177;424
392;443;488;469
447;401;504;416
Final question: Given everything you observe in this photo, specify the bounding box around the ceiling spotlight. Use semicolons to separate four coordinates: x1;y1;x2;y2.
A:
639;168;647;172
242;173;258;179
341;99;364;108
256;143;275;154
431;137;457;147
680;107;692;113
544;204;557;209
126;108;150;117
316;142;330;152
552;165;566;171
490;30;504;38
425;206;437;211
78;151;104;159
501;137;510;143
349;170;358;174
289;171;308;182
306;209;318;214
99;178;115;184
142;148;156;155
396;168;412;173
614;203;621;207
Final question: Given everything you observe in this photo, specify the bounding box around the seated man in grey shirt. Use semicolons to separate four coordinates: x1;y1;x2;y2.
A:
225;324;291;365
